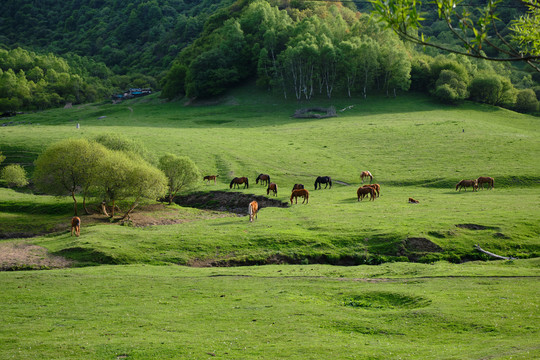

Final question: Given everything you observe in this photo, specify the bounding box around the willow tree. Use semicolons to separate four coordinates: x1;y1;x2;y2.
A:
158;154;200;205
33;139;107;215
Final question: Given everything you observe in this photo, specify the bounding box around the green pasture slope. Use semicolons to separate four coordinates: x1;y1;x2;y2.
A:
0;89;539;358
0;88;539;264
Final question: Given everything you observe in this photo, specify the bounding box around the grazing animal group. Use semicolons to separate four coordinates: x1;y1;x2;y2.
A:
455;176;494;192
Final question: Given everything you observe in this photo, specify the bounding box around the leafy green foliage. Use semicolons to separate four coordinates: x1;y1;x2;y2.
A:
1;164;28;187
0;0;234;76
158;153;200;204
514;88;539;113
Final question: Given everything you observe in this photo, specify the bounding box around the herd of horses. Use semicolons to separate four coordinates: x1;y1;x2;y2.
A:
203;172;495;221
70;172;495;231
456;176;495;192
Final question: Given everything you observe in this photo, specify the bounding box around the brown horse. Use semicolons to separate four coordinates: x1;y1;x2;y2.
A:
408;197;420;204
362;183;380;197
230;177;249;189
71;216;81;237
357;186;376;201
360;171;373;184
203;175;218;184
456;179;478;192
290;189;309;204
248;200;258;222
292;184;304;191
476;176;494;190
267;182;278;196
256;174;270;186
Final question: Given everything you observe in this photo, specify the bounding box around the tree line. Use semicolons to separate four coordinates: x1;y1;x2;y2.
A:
1;135;200;220
162;0;539;113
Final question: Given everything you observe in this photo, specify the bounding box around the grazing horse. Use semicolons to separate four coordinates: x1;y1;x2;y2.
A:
203;175;218;184
267;182;278;196
290;189;309;204
256;174;271;186
362;183;380;198
292;183;304;191
230;177;249;189
357;186;376;201
248;200;258;222
314;176;332;190
360;171;373;184
456;179;478;192
476;176;494;190
408;197;420;204
71;216;81;237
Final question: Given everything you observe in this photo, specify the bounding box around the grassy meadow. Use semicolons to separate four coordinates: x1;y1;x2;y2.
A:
1;87;539;358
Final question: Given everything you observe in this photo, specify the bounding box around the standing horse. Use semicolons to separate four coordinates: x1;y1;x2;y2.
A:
292;183;304;191
476;176;494;190
256;174;271;186
230;177;249;189
360;171;373;184
357;186;376;201
267;182;278;196
248;200;258;222
71;216;81;237
314;176;332;190
290;189;309;204
362;184;380;198
204;175;218;184
456;179;478;192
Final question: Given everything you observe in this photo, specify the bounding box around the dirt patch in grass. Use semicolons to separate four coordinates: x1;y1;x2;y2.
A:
404;237;443;253
456;223;500;230
174;191;289;215
126;203;235;227
0;243;73;270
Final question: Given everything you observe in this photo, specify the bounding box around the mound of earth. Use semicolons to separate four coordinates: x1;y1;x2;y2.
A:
456;223;499;230
174;191;289;214
0;243;73;270
403;237;443;253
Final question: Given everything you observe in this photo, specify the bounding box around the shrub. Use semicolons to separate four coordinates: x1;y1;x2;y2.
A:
514;89;539;113
1;164;28;187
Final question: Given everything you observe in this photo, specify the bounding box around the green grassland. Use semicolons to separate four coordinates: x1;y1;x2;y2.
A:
1;88;538;264
1;260;539;359
1;89;539;358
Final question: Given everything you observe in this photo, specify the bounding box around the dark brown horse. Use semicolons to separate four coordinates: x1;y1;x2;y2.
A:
408;197;420;204
362;183;380;197
360;171;373;184
248;200;258;222
290;189;309;204
267;182;278;196
314;176;332;190
292;184;304;191
71;216;81;237
357;186;375;201
456;179;478;192
476;176;494;190
203;175;218;184
230;177;249;189
256;174;270;186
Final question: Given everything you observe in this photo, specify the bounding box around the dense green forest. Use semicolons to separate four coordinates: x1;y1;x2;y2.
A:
0;0;539;113
0;0;233;75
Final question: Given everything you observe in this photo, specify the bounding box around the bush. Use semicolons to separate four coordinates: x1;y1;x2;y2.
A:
433;70;468;103
1;164;28;187
514;89;539;113
469;72;516;107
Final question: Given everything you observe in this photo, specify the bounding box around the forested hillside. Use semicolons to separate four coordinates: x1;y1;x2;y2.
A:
0;0;233;75
161;0;539;113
